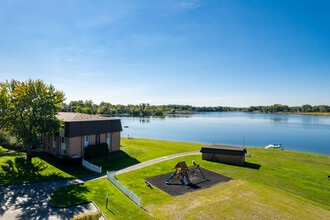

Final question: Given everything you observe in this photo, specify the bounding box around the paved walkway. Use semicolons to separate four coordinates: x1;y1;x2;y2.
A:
84;150;201;182
0;179;98;220
0;151;201;219
116;151;201;175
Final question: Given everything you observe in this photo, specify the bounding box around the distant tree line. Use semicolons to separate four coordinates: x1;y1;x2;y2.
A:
60;100;244;116
243;104;330;113
60;101;330;116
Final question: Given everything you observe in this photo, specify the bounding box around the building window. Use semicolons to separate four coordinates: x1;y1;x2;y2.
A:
38;134;44;143
84;135;89;147
96;134;100;144
107;132;111;150
61;137;66;155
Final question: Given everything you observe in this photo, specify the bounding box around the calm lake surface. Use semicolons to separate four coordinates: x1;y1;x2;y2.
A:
117;112;330;156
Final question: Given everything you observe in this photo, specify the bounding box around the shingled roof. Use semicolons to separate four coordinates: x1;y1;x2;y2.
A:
57;112;118;122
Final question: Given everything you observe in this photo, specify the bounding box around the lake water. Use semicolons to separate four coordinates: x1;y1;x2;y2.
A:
117;112;330;156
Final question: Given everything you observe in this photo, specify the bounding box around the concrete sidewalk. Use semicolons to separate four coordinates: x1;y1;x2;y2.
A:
85;151;201;182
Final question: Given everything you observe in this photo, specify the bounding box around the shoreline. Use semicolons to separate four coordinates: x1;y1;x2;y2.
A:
109;111;330;117
273;112;330;116
121;137;330;157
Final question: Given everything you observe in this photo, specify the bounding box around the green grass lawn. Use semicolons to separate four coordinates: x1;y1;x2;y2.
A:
0;147;94;186
0;138;202;186
50;139;330;219
87;138;204;172
50;178;149;219
146;180;330;219
116;149;330;209
0;146;8;153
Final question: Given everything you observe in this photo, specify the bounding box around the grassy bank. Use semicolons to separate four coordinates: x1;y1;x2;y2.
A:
50;139;330;219
0;147;94;186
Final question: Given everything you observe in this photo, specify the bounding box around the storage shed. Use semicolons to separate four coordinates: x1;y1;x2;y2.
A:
200;145;247;166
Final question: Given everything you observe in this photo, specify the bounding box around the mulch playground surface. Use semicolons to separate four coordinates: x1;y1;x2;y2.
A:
146;168;233;197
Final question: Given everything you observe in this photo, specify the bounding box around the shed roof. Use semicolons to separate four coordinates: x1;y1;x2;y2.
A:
200;145;247;155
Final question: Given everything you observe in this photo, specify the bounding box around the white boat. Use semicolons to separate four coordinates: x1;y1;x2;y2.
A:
265;144;283;150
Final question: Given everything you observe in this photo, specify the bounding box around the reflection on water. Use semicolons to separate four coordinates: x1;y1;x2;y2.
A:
117;112;330;156
270;117;288;122
139;118;150;123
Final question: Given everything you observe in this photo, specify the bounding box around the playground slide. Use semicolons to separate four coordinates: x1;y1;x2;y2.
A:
183;176;190;185
165;171;177;184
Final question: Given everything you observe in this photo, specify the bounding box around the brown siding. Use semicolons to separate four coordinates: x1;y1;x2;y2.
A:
43;136;50;152
55;136;61;156
43;135;59;154
44;132;121;158
202;153;215;161
111;132;121;152
89;135;96;145
100;133;107;143
215;154;245;166
67;136;83;157
202;153;245;166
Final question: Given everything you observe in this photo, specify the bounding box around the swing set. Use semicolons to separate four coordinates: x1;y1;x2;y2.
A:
165;161;207;185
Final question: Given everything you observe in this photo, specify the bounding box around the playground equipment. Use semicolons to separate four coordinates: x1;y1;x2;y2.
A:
145;180;153;188
189;160;207;181
165;161;207;185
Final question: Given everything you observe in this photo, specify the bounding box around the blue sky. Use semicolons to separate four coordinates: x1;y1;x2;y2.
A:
0;0;329;107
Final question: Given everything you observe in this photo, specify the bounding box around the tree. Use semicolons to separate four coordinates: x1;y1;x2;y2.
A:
302;104;312;112
0;79;65;165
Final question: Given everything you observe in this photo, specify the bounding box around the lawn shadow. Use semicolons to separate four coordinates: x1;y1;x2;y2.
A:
0;157;69;186
50;183;91;207
243;162;261;170
87;150;141;172
106;207;115;215
35;152;94;177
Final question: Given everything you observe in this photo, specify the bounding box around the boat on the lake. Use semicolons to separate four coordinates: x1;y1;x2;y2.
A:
265;144;283;150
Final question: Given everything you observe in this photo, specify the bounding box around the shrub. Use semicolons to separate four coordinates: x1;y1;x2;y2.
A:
84;143;108;158
0;130;22;150
14;157;27;174
1;160;15;175
71;210;102;220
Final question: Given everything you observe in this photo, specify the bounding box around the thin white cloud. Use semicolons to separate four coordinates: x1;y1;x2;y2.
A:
180;0;201;9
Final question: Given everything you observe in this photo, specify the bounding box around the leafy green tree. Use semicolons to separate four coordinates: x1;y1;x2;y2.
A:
302;104;312;112
0;79;65;164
